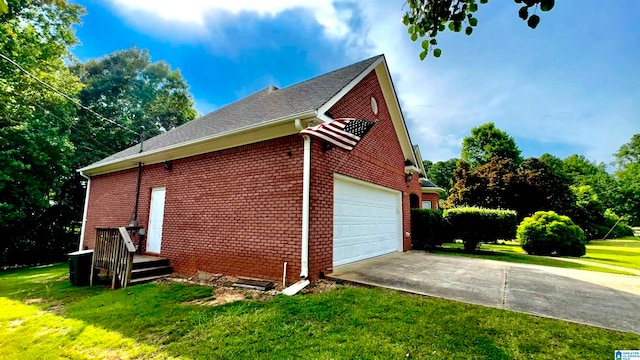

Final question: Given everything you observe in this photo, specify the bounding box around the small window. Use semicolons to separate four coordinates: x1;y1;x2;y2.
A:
422;200;432;209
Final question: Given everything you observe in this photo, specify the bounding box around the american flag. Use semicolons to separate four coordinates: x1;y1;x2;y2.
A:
299;118;375;151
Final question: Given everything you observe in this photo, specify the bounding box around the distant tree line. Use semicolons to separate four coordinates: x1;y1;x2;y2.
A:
1;1;198;266
424;123;639;238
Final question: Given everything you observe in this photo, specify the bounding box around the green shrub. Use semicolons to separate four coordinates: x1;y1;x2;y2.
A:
411;209;452;250
517;211;586;257
443;207;518;252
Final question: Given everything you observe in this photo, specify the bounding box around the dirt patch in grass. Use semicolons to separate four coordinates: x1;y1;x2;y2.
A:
166;274;278;305
24;298;43;304
167;275;359;305
187;288;246;306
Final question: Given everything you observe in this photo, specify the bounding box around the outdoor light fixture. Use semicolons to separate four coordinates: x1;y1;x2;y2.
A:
405;172;413;183
163;161;173;171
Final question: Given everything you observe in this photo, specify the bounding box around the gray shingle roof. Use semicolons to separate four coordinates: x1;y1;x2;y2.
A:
420;179;441;189
85;55;382;168
420;179;439;187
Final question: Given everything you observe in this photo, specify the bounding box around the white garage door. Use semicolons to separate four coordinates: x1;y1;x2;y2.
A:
333;175;402;267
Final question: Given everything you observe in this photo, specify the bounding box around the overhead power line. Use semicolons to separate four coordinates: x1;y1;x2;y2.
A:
27;99;120;155
0;52;138;135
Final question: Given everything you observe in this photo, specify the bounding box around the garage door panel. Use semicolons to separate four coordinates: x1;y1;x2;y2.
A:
333;176;401;267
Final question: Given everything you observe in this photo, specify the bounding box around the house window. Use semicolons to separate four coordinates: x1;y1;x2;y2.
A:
422;200;432;209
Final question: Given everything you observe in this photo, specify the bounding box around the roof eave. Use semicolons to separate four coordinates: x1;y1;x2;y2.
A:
78;109;318;176
412;145;427;176
421;187;446;194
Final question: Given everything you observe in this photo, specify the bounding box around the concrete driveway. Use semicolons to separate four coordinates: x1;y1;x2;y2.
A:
328;251;640;334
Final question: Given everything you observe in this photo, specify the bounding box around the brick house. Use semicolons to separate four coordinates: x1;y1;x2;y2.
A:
420;179;445;210
78;55;427;283
411;145;445;210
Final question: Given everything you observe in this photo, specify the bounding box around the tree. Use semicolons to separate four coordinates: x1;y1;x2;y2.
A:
561;154;617;211
0;0;85;265
447;159;473;207
562;154;606;179
568;185;606;240
539;153;565;176
515;157;575;218
50;48;199;262
614;134;640;167
615;164;640;226
423;159;433;174
426;158;459;199
613;135;640;226
461;122;522;168
70;47;198;169
403;0;556;59
448;156;575;220
448;157;518;210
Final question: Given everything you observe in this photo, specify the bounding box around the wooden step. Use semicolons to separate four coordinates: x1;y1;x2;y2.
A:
132;256;169;270
130;265;173;280
128;274;171;286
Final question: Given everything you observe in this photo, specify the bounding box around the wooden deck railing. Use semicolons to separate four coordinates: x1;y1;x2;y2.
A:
91;227;137;289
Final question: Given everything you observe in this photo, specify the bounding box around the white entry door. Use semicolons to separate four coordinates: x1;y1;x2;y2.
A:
146;187;166;254
333;175;402;267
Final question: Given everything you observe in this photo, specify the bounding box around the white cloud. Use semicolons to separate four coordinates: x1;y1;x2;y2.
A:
103;0;638;165
107;0;351;38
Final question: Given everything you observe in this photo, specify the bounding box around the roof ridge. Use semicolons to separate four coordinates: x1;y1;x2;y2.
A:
281;54;383;92
174;55;383;128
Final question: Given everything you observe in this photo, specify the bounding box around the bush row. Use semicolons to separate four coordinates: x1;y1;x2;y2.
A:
411;207;518;253
410;209;452;250
411;207;610;257
443;207;518;252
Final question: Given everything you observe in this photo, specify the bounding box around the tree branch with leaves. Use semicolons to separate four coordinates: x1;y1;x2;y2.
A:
403;0;555;59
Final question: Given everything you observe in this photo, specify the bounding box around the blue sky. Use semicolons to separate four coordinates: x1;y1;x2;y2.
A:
69;1;640;165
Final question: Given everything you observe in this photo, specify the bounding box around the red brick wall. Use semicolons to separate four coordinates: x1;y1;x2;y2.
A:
421;193;440;209
84;135;305;283
308;71;422;278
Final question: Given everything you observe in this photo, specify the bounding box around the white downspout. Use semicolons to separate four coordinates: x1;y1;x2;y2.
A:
300;134;311;279
281;120;312;295
78;171;91;251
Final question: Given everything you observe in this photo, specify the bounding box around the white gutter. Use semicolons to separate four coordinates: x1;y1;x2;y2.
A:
78;171;91;251
316;111;333;123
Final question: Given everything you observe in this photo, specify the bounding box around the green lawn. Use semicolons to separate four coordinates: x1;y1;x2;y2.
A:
581;238;640;270
436;237;640;275
1;264;640;359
